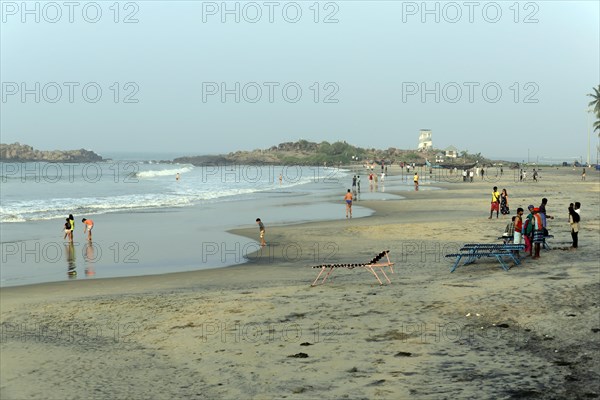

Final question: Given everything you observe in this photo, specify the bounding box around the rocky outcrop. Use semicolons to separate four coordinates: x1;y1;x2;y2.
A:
0;143;103;162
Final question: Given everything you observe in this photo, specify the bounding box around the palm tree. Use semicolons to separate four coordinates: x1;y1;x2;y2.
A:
587;85;600;133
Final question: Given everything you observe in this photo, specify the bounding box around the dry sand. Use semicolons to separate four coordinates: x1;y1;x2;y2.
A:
1;167;599;399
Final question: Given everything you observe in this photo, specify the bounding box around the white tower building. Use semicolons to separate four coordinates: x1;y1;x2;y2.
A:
418;129;433;151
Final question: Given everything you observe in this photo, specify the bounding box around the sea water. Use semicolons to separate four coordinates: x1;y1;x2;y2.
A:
0;160;335;224
1;156;393;286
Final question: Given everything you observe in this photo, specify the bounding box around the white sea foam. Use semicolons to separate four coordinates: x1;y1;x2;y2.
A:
136;166;194;178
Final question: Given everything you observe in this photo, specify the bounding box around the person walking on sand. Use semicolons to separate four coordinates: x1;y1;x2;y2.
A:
82;218;94;241
582;168;586;181
256;218;266;247
489;187;500;219
413;172;419;191
344;189;353;218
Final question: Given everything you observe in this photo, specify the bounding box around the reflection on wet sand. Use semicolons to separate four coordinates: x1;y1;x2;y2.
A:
84;242;95;277
66;242;76;278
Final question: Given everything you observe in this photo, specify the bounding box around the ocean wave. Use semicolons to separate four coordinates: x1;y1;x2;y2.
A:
136;166;193;178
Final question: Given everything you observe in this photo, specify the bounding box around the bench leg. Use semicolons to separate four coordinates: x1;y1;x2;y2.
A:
365;267;384;285
311;267;335;286
377;267;392;284
494;255;510;271
450;255;463;273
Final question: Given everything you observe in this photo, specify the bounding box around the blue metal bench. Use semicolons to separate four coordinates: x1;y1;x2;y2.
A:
445;244;525;272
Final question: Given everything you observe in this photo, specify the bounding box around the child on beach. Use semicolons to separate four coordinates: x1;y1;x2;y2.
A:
413;172;419;191
82;218;94;241
256;218;266;247
568;204;580;249
68;214;75;240
63;218;72;241
503;216;515;237
344;189;353;218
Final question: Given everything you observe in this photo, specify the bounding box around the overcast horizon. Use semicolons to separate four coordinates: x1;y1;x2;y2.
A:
1;1;599;162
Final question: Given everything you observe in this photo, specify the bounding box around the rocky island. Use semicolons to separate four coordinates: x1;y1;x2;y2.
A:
173;139;496;167
0;143;103;163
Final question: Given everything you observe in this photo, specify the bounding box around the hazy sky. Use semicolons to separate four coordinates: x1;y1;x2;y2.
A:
1;1;599;161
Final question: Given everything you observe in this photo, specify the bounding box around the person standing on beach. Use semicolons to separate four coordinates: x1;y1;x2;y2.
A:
413;172;419;191
513;208;524;256
176;172;180;181
256;218;266;247
481;168;485;180
344;189;353;218
356;175;361;193
533;169;538;182
489;187;500;219
469;170;474;182
568;204;580;249
82;218;94;241
523;205;535;256
532;208;544;259
500;189;510;215
582;168;586;181
352;175;357;191
63;218;72;241
68;214;75;241
538;198;554;236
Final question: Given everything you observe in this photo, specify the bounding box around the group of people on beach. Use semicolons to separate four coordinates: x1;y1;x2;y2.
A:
63;214;94;241
496;189;582;258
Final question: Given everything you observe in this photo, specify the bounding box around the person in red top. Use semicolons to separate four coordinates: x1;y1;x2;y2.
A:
82;218;94;241
513;208;524;242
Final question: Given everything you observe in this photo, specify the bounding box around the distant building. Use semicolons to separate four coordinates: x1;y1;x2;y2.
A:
445;145;459;158
435;152;445;163
418;129;432;151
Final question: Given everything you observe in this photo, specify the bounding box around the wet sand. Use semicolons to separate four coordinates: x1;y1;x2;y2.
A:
1;166;599;399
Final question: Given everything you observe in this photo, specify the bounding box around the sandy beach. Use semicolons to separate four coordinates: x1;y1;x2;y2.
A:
1;166;599;399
